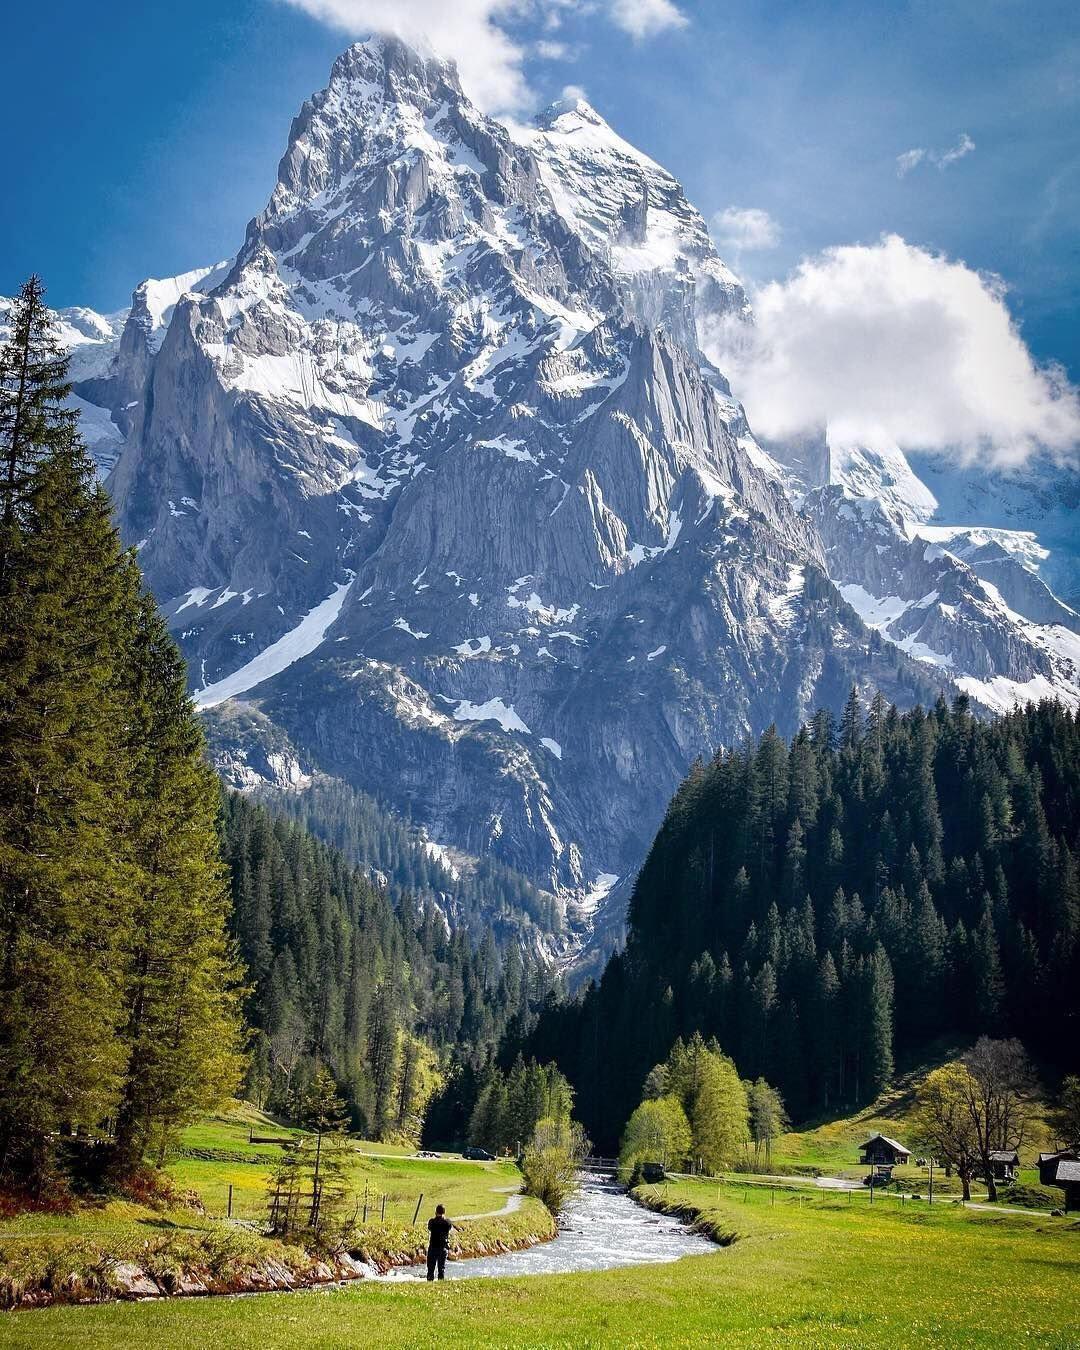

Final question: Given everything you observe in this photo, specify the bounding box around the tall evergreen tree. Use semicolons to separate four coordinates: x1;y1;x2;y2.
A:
0;289;135;1187
110;596;245;1172
0;277;247;1191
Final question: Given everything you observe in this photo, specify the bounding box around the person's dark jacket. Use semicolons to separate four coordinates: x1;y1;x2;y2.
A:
427;1215;453;1251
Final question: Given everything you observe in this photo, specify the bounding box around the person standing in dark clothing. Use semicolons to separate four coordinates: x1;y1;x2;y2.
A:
426;1204;454;1280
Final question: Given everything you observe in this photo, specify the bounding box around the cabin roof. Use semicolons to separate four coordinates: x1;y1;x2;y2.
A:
860;1134;910;1155
989;1150;1019;1163
1055;1160;1080;1183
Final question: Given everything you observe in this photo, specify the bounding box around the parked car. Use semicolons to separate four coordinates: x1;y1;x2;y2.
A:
463;1147;495;1161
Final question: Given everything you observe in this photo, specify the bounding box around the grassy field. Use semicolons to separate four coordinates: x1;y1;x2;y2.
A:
3;1172;1076;1347
161;1102;519;1225
0;1105;542;1310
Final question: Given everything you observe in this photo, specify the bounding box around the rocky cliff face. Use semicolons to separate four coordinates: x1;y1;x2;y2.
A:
21;36;1078;965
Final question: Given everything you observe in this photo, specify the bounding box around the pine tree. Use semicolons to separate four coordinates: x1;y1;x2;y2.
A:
110;595;246;1174
0;276;77;589
0;296;135;1187
860;946;894;1100
367;980;401;1138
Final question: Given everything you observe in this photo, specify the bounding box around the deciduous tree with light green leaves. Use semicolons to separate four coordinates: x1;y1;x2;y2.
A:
620;1096;692;1174
653;1034;751;1173
747;1078;790;1168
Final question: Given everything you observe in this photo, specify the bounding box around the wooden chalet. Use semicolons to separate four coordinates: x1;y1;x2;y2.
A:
988;1149;1020;1182
858;1134;911;1168
1038;1148;1080;1211
1055;1160;1080;1212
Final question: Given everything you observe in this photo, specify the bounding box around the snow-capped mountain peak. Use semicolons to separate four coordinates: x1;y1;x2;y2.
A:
17;35;1078;966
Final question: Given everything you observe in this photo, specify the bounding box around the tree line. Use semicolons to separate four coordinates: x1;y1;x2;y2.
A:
521;692;1080;1151
224;793;558;1141
0;278;245;1198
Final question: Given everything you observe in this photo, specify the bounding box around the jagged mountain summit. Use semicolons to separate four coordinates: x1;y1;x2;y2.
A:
23;36;1079;965
767;435;1080;714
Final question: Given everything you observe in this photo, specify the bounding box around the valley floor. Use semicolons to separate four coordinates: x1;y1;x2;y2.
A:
3;1173;1077;1347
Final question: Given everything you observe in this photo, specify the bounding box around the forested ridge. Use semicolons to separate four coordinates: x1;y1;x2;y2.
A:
522;693;1080;1151
264;773;562;934
224;794;556;1139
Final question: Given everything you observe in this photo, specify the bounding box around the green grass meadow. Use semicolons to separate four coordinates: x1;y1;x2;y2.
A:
2;1092;1077;1346
4;1174;1077;1348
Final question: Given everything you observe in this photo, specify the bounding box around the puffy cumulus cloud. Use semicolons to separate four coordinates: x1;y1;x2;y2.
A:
711;206;781;253
608;0;688;39
279;0;533;112
705;235;1080;467
280;0;686;113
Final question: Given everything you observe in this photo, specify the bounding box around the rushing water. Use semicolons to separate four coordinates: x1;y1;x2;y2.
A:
392;1174;717;1281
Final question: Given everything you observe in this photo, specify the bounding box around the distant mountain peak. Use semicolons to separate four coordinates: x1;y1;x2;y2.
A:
332;33;463;98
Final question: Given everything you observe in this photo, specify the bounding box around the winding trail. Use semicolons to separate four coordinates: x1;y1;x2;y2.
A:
458;1186;524;1220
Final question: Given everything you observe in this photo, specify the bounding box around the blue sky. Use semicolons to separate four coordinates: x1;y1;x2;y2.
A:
5;0;1079;379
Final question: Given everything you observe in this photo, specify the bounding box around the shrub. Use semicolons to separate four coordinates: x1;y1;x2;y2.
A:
520;1118;588;1215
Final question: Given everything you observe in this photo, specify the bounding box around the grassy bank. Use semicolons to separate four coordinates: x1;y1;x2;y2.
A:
4;1169;1077;1345
162;1102;520;1223
0;1105;553;1310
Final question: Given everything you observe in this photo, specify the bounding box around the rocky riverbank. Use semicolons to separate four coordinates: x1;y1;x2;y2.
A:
0;1201;557;1310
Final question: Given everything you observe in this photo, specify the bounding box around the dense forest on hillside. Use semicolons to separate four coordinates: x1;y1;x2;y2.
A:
521;693;1080;1151
223;795;556;1139
265;773;561;934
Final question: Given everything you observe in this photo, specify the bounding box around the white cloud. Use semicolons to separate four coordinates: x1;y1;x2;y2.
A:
607;0;688;38
897;132;975;177
937;131;976;168
280;0;687;113
711;206;781;253
705;235;1080;467
896;148;926;177
561;83;589;102
279;0;533;112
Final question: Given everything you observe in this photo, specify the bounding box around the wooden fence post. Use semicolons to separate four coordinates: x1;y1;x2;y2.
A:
413;1193;424;1225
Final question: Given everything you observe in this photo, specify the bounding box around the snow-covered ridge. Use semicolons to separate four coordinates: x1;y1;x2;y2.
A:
40;34;1077;969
